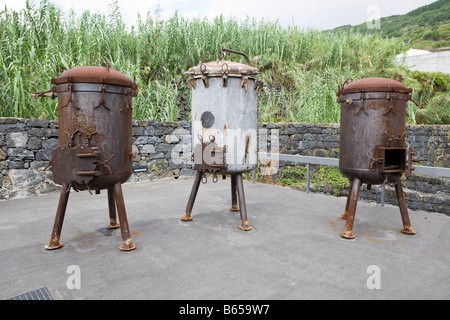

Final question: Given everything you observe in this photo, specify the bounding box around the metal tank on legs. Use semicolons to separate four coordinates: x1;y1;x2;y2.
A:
336;76;419;239
181;48;264;231
33;64;138;251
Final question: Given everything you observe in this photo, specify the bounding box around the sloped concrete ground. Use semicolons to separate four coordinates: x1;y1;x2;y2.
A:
0;178;449;300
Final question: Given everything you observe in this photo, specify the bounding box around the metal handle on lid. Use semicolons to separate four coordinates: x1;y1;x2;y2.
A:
409;97;423;109
31;87;57;99
336;77;353;96
220;48;251;66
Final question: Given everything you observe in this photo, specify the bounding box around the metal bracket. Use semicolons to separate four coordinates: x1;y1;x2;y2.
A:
187;78;196;90
93;84;110;110
241;76;248;93
125;87;134;110
383;92;397;116
61;84;80;110
222;63;229;87
354;93;368;116
384;131;405;148
199;63;209;88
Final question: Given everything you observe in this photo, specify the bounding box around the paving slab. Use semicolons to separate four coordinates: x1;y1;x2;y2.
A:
0;178;449;300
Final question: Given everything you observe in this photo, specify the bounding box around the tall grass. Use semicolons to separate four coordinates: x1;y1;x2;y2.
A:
1;0;445;124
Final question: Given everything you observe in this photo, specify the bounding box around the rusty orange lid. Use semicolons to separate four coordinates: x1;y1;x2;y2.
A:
51;65;137;89
338;76;412;95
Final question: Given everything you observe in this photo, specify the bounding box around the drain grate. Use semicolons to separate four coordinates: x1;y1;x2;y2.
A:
7;287;56;300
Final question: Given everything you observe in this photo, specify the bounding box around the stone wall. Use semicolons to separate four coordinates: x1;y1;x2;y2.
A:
260;122;450;166
1;117;449;215
260;122;449;215
0;118;195;200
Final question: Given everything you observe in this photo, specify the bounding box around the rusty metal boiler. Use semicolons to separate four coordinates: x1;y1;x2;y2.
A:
181;48;264;231
33;65;138;251
336;76;419;239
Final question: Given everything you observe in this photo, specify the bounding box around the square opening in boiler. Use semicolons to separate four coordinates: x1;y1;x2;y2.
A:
376;147;406;173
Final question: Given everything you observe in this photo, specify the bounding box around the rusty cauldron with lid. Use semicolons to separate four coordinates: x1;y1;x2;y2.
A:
33;64;138;251
180;48;264;231
336;76;419;239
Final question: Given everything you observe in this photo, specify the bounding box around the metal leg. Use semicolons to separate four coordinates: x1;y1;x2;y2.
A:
45;183;71;250
230;174;239;212
107;187;119;229
341;180;353;219
181;170;203;221
394;176;416;235
113;182;136;251
236;173;252;231
340;178;361;239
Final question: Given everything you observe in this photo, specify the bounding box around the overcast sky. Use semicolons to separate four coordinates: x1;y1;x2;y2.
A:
0;0;438;30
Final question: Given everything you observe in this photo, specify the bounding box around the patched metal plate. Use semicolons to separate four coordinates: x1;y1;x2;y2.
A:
49;144;99;186
8;287;56;300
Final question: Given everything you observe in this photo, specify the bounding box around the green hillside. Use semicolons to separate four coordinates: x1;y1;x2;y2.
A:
331;0;450;50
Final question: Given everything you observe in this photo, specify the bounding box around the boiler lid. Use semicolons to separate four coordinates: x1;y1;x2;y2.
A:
185;60;260;76
186;48;259;76
51;65;137;89
338;77;412;95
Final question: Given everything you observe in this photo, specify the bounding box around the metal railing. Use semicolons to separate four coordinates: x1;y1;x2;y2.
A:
256;152;450;207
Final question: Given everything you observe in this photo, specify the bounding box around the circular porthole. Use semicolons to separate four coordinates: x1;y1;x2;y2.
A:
201;111;215;128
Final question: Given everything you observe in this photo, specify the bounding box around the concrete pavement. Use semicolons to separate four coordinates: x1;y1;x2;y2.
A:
0;177;449;300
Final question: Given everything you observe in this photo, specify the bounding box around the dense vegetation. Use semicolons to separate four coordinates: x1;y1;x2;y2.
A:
331;0;450;50
0;0;448;124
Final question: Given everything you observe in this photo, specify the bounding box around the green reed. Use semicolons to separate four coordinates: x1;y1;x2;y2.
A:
1;0;442;124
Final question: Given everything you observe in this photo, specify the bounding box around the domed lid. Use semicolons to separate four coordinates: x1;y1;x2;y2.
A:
186;60;260;76
338;76;412;95
185;48;259;76
51;65;137;89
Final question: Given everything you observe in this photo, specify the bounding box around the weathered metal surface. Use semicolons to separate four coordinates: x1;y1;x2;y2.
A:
191;76;258;174
336;76;416;239
340;178;361;239
51;65;137;89
337;76;412;94
192;135;225;173
186;49;260;77
36;65;137;251
49;144;99;188
44;182;70;250
338;78;413;185
52;80;135;191
182;49;262;231
230;174;239;212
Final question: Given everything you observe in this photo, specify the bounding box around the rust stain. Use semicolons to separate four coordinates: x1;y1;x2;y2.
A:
356;233;372;238
71;232;91;242
131;230;140;238
329;221;337;232
244;135;250;161
329;217;343;232
370;239;391;243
